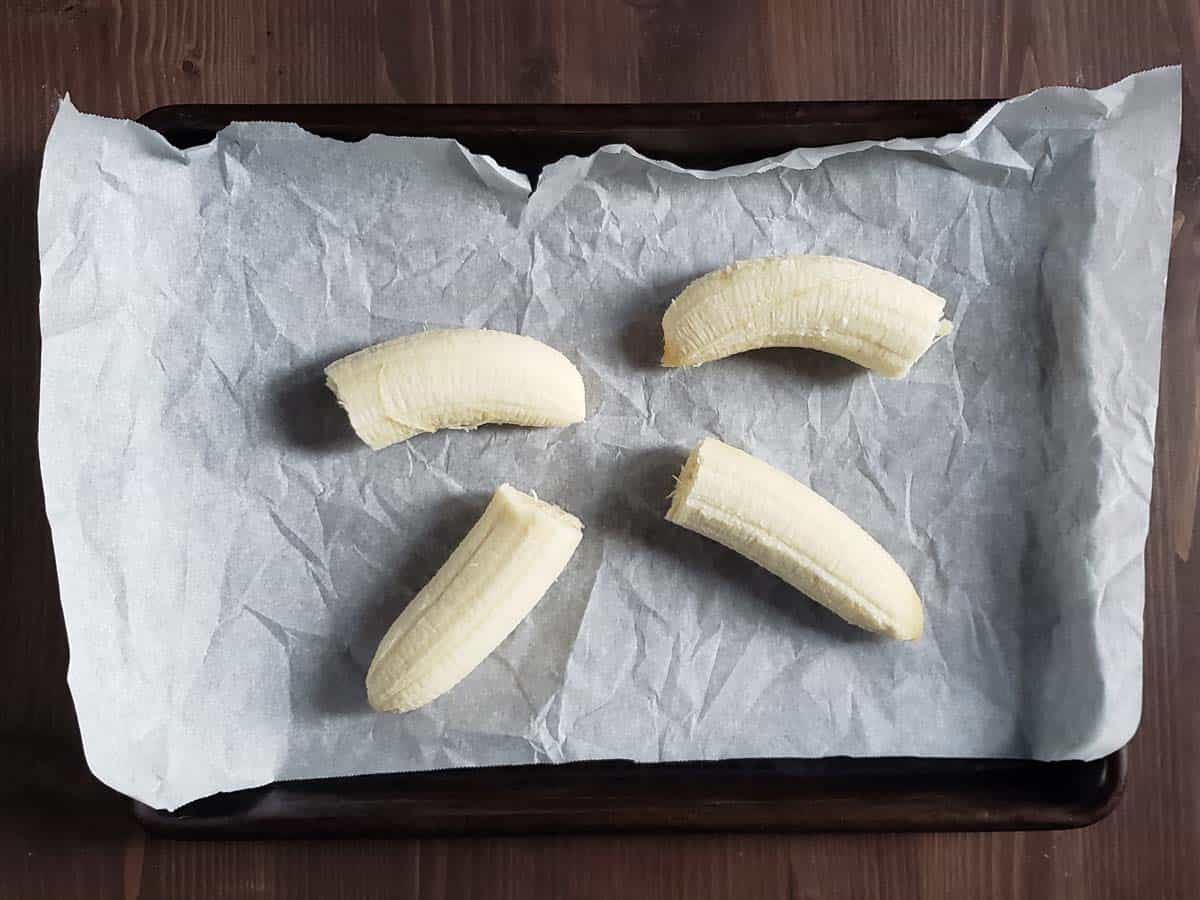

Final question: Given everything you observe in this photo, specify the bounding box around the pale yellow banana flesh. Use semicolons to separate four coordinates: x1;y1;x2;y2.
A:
661;255;951;378
366;484;583;713
666;437;924;640
325;328;586;450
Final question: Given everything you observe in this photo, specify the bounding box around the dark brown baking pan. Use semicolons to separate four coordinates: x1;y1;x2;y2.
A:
131;101;1128;836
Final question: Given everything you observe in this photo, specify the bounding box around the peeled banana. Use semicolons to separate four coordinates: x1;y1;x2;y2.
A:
366;484;583;713
666;437;923;640
661;255;951;378
325;328;586;450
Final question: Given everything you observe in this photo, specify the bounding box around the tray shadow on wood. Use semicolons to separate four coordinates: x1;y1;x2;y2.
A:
134;751;1126;837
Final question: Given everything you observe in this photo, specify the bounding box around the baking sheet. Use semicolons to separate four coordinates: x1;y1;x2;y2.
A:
38;68;1180;811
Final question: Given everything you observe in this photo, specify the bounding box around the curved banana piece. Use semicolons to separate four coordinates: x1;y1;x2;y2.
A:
326;328;586;450
666;437;923;640
367;484;583;713
661;255;951;378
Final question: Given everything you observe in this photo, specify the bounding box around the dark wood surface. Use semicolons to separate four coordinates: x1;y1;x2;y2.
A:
2;1;1197;897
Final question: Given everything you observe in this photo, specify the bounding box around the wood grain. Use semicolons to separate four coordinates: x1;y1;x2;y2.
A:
1;0;1197;897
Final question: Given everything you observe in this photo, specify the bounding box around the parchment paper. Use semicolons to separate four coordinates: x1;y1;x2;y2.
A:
38;67;1181;810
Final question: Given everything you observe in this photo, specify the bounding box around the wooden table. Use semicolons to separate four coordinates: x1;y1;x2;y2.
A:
2;2;1196;897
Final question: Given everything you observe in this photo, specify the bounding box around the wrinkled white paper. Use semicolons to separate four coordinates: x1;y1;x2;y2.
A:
39;68;1181;810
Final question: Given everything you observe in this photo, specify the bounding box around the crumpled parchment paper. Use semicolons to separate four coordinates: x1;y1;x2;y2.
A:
38;67;1181;810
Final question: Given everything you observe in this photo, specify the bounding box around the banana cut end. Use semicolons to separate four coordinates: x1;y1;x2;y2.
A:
324;370;409;450
664;439;706;522
493;482;585;533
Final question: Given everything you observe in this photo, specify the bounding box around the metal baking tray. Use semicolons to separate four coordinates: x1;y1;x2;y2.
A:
131;101;1126;836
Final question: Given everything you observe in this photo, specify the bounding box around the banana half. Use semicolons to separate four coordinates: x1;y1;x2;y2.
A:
366;484;583;713
326;328;587;450
666;437;924;640
661;255;951;378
